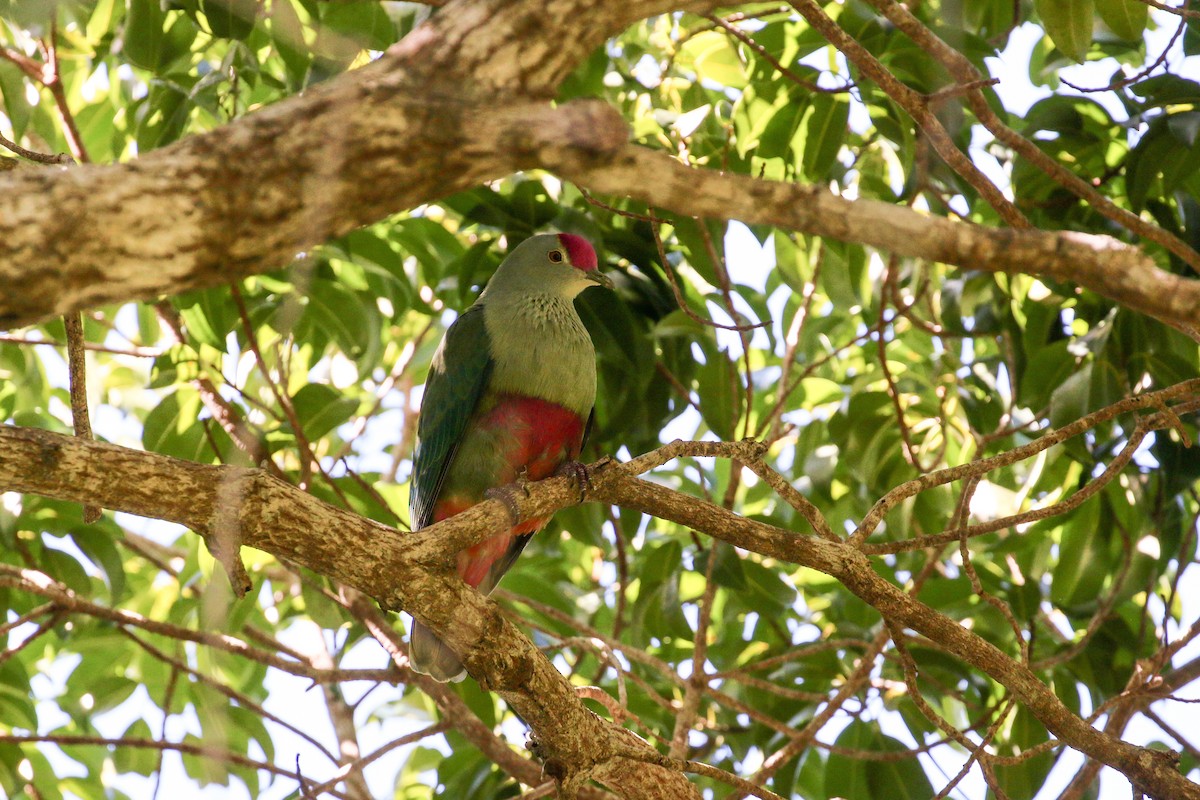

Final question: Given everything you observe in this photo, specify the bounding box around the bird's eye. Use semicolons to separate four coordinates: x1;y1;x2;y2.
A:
548;250;564;263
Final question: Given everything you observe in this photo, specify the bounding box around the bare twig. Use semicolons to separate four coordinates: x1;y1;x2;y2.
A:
861;0;1200;274
0;130;73;164
0;733;350;800
63;313;100;523
788;0;1028;228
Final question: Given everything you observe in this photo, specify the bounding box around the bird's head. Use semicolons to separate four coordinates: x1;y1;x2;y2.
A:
486;233;613;299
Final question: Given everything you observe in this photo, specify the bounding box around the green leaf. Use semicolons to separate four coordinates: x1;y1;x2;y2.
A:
122;0;166;70
756;98;806;161
41;547;92;594
298;278;381;366
1049;500;1109;610
0;660;37;731
773;231;811;293
826;721;934;799
799;377;843;406
1168;110;1200;148
1037;0;1095;64
1095;0;1147;41
391;217;468;290
201;0;255;39
0;744;21;798
136;78;195;151
267;0;311;88
320;0;396;52
694;542;746;591
114;720;159;775
291;383;358;440
679;30;747;88
0;61;31;141
1131;75;1200;107
175;287;237;350
1020;341;1074;410
803;94;849;180
60;628;130;674
1126;123;1180;211
181;733;230;787
695;353;738;440
632;539;692;640
227;704;275;763
143;388;210;461
71;526;128;602
160;12;200;69
741;558;795;611
1048;362;1093;429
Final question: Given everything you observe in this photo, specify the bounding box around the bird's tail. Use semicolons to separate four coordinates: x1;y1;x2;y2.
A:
409;620;466;683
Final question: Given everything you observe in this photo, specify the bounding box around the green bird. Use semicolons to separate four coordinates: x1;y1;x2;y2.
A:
409;233;611;681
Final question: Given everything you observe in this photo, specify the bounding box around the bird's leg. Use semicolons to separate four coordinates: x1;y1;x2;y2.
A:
554;459;592;503
484;467;532;525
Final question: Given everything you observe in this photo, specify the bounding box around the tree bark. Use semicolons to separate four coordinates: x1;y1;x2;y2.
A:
0;425;698;798
0;0;694;329
2;1;1198;333
2;424;1198;800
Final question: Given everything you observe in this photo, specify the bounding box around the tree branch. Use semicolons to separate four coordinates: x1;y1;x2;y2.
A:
1;411;1198;798
0;426;693;799
0;89;627;330
552;144;1200;335
0;0;708;330
2;1;1197;335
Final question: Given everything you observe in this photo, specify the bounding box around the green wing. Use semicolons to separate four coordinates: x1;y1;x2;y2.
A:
410;304;493;530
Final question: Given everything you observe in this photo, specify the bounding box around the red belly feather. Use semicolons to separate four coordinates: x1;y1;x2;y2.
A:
433;393;586;589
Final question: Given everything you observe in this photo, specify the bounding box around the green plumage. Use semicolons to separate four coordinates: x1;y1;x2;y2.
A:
407;233;610;682
409;305;493;531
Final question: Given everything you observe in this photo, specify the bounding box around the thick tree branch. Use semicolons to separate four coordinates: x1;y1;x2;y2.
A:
2;1;1197;334
341;589;618;800
1;417;1198;799
0;426;692;799
551;144;1200;335
0;0;680;330
0;90;626;329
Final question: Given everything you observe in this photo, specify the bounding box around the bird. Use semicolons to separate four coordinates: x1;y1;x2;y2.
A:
408;232;611;681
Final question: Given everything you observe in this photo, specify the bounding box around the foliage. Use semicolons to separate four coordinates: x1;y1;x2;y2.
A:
1;1;1198;799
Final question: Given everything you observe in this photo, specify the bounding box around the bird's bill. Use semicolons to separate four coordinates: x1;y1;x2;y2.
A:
585;270;615;290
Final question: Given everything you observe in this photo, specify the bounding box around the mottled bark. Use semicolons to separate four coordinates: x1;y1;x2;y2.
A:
2;1;1198;332
0;425;694;798
2;424;1198;800
0;0;698;330
544;143;1200;334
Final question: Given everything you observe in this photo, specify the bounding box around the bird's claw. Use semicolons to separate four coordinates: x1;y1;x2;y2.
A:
485;484;524;525
555;460;591;503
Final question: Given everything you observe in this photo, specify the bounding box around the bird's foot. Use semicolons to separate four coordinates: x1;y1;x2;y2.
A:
554;459;591;503
485;478;528;525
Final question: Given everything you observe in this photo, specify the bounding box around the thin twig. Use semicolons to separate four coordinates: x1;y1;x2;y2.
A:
0;733;351;800
862;0;1200;272
1060;4;1186;93
704;13;853;95
63;313;101;523
0;130;73;164
0;333;164;357
1132;0;1200;17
